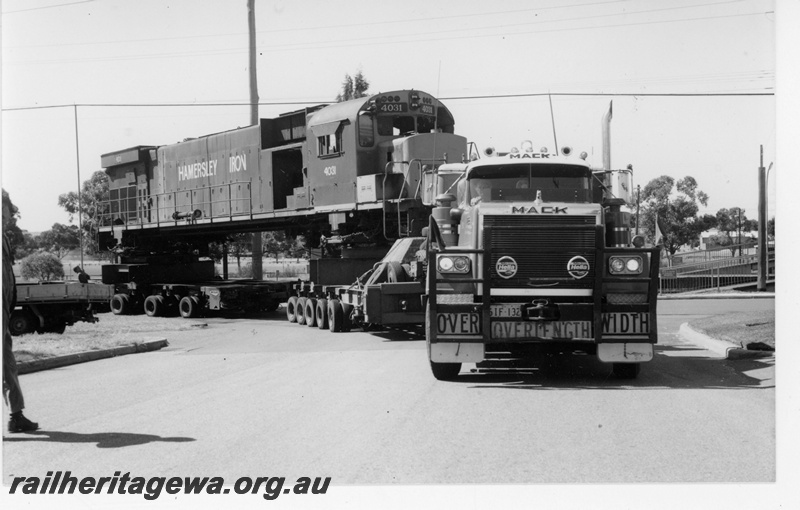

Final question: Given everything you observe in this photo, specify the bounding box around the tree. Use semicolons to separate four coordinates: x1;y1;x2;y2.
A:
767;217;775;239
262;231;290;262
714;207;758;256
58;170;109;255
36;223;81;259
639;175;710;257
14;232;40;260
20;252;65;282
335;70;370;102
2;189;25;257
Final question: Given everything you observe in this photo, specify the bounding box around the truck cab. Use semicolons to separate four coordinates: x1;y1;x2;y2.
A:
425;144;660;380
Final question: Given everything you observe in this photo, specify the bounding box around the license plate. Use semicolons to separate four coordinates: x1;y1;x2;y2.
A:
492;321;593;340
490;304;521;318
436;313;480;335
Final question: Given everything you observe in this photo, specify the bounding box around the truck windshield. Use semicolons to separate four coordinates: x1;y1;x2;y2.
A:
468;163;592;204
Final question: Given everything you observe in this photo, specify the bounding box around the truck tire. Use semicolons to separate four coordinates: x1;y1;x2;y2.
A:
144;295;165;317
110;294;130;315
612;363;641;379
295;297;308;325
327;299;343;332
426;303;461;381
316;298;328;330
386;261;407;283
179;296;200;318
9;310;36;336
341;303;354;332
305;298;318;328
286;296;298;323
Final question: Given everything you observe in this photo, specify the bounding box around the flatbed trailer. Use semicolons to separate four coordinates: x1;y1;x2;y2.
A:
10;282;115;335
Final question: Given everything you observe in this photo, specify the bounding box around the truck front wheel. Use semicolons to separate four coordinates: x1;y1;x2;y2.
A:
9;310;36;336
612;363;641;379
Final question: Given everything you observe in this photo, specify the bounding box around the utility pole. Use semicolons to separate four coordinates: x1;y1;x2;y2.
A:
737;208;742;257
635;184;640;236
73;105;84;271
248;0;263;280
757;145;767;291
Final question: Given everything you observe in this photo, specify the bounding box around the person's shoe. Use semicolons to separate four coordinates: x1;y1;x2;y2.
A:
8;412;39;433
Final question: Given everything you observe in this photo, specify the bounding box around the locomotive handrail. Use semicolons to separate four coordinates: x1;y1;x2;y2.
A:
381;158;447;240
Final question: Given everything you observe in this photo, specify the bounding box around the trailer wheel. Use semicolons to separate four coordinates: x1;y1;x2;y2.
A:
426;304;461;381
286;296;298;323
315;298;328;330
305;298;318;328
612;363;641;379
9;310;36;336
295;297;308;325
144;295;165;317
179;296;200;318
341;303;354;332
327;299;343;332
110;294;130;315
386;261;407;283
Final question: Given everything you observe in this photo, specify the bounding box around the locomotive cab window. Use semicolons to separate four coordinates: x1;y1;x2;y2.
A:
358;114;374;147
377;115;416;136
316;123;344;158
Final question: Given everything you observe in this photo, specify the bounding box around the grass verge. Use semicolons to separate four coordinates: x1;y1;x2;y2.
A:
12;313;205;363
687;309;775;350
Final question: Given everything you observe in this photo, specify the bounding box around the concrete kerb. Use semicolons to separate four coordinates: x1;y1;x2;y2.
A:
17;338;169;375
678;323;773;360
659;292;775;300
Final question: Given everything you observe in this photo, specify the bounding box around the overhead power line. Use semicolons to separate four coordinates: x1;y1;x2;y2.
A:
0;91;775;112
4;8;773;65
2;0;93;14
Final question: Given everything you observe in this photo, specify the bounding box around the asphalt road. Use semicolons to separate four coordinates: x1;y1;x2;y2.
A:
3;297;775;487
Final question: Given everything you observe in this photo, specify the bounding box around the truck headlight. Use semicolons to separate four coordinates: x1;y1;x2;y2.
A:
437;255;470;274
609;256;643;275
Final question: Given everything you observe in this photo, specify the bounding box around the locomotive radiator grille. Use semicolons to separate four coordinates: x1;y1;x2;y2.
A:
483;216;599;289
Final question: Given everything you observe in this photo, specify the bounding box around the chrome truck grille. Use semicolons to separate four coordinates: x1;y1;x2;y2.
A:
483;215;599;289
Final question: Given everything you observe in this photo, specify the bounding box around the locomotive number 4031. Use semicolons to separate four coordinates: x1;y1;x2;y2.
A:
324;166;337;176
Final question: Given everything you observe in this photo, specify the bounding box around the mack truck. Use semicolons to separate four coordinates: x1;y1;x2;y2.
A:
423;138;659;380
283;104;659;380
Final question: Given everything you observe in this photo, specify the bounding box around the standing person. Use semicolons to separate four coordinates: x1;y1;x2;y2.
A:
2;212;38;433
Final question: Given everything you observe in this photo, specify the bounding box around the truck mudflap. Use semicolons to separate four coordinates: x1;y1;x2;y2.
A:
597;343;653;363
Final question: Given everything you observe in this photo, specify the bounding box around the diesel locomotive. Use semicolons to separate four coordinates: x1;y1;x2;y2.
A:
98;89;469;316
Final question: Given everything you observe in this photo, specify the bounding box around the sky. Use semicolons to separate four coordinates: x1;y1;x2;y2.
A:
0;0;783;236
